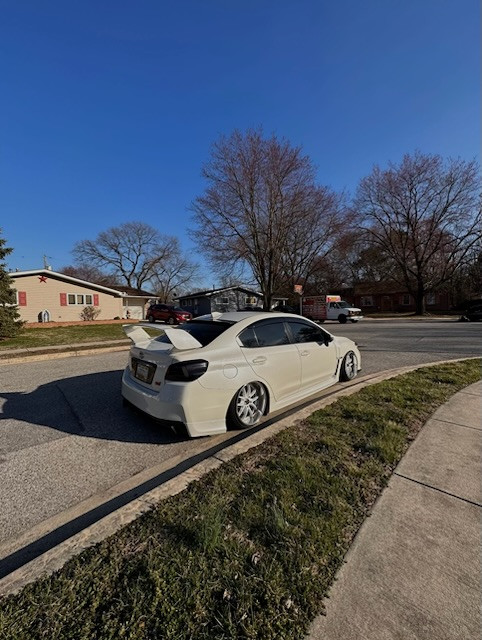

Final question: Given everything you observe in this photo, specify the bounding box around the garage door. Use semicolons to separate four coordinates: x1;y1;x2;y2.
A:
126;305;144;319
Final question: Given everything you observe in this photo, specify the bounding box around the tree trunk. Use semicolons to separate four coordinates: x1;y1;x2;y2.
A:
414;285;426;315
263;293;272;311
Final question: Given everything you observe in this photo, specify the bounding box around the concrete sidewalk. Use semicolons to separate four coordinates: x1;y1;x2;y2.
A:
308;380;481;640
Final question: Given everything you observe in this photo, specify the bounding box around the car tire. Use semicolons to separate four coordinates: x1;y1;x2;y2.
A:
338;314;347;324
147;315;155;323
167;316;176;325
227;382;267;429
340;351;358;381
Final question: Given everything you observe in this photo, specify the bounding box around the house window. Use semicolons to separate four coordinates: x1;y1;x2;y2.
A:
68;293;92;305
401;294;411;306
426;292;436;305
361;296;374;306
245;296;257;305
220;297;229;304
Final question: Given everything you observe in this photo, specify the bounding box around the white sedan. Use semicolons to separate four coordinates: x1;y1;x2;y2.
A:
121;312;361;438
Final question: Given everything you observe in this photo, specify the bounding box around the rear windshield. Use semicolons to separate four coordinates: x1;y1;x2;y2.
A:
154;320;233;347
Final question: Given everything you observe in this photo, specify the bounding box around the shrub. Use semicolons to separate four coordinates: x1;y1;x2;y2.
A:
80;306;101;321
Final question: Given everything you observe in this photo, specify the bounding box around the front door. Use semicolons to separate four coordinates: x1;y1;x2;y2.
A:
286;320;337;389
381;296;392;312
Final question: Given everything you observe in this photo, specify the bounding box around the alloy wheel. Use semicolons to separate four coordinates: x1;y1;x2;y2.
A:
343;352;357;380
235;382;266;427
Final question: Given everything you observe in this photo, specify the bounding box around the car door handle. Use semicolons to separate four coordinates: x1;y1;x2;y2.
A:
300;350;309;356
252;356;267;364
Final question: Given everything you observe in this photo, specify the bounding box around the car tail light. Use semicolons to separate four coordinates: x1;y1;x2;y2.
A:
165;359;209;381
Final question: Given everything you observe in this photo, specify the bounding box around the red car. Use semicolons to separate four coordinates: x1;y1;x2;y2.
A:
146;304;192;325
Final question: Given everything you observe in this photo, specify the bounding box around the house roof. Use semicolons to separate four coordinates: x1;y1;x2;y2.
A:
177;286;262;299
9;269;155;298
108;284;156;298
353;281;412;295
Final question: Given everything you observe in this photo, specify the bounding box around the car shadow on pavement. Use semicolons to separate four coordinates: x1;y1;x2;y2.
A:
0;370;187;445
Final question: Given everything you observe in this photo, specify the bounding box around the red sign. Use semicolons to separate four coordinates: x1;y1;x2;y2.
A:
294;284;303;294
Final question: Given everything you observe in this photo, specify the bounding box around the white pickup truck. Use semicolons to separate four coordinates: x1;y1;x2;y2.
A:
301;295;363;324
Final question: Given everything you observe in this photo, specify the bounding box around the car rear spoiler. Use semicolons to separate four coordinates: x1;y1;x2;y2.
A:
122;324;202;350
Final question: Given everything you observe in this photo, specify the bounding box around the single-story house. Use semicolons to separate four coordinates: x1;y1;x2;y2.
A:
348;282;451;313
176;287;288;316
9;269;156;323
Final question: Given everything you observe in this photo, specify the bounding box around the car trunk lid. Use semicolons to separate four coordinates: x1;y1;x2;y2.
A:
124;325;204;389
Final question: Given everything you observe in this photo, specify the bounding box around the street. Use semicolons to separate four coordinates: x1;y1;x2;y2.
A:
0;319;480;553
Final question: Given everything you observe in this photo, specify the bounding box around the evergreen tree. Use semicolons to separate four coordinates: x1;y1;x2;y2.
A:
0;230;23;338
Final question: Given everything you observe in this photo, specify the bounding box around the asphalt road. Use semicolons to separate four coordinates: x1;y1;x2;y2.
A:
0;319;480;551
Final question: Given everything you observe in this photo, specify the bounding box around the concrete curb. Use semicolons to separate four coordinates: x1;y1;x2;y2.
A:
0;357;478;597
0;341;130;364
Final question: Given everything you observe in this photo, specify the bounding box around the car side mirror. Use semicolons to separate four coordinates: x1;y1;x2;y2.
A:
324;335;333;346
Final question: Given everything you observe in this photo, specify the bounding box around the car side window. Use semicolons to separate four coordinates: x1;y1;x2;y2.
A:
238;326;258;348
254;321;290;347
287;321;328;344
238;321;290;348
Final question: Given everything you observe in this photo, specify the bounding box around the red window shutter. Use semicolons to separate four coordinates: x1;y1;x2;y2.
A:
60;293;67;306
93;294;99;306
18;291;27;306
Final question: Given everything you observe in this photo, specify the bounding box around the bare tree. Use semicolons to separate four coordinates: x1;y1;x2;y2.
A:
60;264;120;287
72;222;199;294
448;246;482;306
355;153;481;314
303;230;367;293
191;129;346;309
149;238;201;301
324;229;400;287
278;186;347;294
73;222;169;289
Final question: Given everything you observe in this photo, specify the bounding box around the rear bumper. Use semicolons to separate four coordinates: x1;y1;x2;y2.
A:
121;367;228;438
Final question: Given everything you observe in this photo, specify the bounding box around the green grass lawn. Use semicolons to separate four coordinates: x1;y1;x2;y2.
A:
0;360;479;639
0;324;163;350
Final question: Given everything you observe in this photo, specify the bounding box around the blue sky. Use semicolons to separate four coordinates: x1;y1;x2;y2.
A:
1;0;479;281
